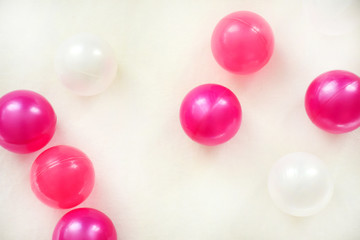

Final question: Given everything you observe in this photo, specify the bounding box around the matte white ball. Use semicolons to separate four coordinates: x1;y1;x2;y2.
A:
55;33;118;96
268;152;333;217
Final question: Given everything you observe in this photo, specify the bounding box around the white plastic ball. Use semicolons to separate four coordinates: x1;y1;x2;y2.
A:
55;33;118;96
268;152;333;217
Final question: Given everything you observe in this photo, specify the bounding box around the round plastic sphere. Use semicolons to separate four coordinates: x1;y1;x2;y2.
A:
305;70;360;134
211;11;274;74
268;152;333;217
31;145;95;209
180;84;241;146
0;90;57;154
53;208;117;240
55;33;118;96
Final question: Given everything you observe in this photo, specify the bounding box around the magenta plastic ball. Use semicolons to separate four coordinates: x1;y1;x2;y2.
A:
0;90;57;153
53;208;117;240
31;145;95;209
211;11;274;74
305;70;360;134
180;84;241;146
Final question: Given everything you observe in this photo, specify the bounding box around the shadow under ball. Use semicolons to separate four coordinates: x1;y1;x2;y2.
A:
180;84;242;146
305;70;360;134
31;145;95;209
0;90;57;154
211;11;274;74
53;208;117;240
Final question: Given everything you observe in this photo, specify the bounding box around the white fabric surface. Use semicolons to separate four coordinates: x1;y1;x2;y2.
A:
0;0;359;239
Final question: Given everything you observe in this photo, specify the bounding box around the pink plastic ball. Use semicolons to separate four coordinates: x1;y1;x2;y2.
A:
211;11;274;74
31;145;95;209
53;208;117;240
305;70;360;134
0;90;57;153
180;84;242;146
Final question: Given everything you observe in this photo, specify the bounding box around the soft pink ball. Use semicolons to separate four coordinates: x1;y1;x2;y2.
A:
53;208;117;240
0;90;57;153
305;70;360;134
31;145;95;209
180;84;242;146
211;11;274;74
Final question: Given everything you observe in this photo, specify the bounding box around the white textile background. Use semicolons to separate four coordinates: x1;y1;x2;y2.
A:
0;0;359;239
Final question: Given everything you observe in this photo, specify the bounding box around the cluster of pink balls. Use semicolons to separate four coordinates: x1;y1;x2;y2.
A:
0;10;359;239
0;36;119;239
180;11;360;146
0;90;117;239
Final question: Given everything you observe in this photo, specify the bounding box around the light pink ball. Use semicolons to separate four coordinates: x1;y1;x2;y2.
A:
31;145;95;209
211;11;274;74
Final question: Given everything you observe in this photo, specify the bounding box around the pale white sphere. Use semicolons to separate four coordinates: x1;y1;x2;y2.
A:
268;152;333;217
55;33;118;96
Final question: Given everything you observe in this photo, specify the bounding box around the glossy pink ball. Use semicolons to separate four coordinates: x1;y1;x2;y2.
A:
305;70;360;134
211;11;274;74
31;145;95;209
0;90;56;153
180;84;241;146
53;208;117;240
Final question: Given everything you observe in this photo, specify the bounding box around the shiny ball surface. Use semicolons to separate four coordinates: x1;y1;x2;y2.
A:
53;208;117;240
305;70;360;134
268;152;333;217
0;90;56;153
31;145;95;209
180;84;241;146
55;33;118;96
211;11;274;74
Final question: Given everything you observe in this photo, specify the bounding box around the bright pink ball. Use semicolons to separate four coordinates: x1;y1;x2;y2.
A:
53;208;117;240
211;11;274;74
0;90;57;153
180;84;241;146
305;70;360;134
31;145;95;209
